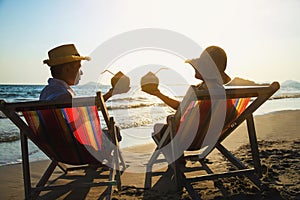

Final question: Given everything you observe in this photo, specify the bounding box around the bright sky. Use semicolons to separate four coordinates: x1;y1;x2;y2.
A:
0;0;300;85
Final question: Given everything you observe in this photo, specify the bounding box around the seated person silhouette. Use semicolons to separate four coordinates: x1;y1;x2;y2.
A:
40;44;130;159
141;46;237;153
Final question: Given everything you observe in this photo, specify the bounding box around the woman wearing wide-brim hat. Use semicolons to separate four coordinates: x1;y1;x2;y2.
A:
141;46;232;110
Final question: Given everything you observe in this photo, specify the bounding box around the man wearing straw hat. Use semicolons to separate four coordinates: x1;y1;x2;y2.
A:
41;44;128;143
41;44;129;101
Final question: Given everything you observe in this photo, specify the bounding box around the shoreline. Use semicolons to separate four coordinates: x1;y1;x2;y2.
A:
2;108;300;167
0;110;300;199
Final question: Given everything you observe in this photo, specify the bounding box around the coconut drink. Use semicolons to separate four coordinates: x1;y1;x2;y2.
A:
140;71;159;93
101;70;130;93
111;71;130;92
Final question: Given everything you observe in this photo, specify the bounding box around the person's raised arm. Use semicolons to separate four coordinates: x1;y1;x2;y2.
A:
144;89;180;110
103;72;131;102
103;88;113;102
140;72;180;109
102;86;130;102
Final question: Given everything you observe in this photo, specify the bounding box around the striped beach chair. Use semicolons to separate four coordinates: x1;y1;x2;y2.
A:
145;82;280;199
0;92;125;200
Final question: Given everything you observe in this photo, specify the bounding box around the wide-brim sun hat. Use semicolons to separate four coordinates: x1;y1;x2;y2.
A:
43;44;91;67
185;46;231;84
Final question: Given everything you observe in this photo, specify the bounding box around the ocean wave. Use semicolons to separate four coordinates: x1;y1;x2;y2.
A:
106;102;167;110
0;112;6;119
116;115;167;129
108;96;149;102
271;94;300;100
0;134;20;142
0;160;22;167
0;93;20;98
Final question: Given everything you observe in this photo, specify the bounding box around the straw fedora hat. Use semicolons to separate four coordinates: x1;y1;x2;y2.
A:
43;44;91;67
185;46;231;84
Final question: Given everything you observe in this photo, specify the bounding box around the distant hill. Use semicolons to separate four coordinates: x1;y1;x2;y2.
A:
281;80;300;89
83;78;300;88
227;77;268;86
83;81;98;86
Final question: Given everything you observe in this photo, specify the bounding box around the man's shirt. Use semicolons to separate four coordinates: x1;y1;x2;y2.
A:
40;78;75;100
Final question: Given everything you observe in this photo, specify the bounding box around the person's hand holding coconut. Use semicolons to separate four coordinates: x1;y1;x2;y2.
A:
140;72;160;96
110;71;131;94
102;70;130;101
140;69;180;110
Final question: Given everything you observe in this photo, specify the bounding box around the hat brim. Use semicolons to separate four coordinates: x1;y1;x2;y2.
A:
185;58;198;67
185;58;231;84
43;55;91;67
221;72;231;84
185;59;195;64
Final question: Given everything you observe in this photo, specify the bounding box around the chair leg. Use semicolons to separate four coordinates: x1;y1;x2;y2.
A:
117;148;126;171
21;132;58;199
20;131;32;200
173;159;181;192
182;179;201;200
144;172;152;190
246;115;262;177
144;148;161;189
113;147;122;191
115;126;126;172
106;167;114;200
31;160;57;199
170;162;201;200
168;121;201;199
112;123;123;191
200;160;229;196
217;143;246;169
35;161;58;187
216;143;261;188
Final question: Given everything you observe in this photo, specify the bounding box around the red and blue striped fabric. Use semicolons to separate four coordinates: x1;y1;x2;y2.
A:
23;106;103;165
177;98;250;150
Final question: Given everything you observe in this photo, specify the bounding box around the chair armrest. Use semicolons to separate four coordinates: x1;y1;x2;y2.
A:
166;114;175;123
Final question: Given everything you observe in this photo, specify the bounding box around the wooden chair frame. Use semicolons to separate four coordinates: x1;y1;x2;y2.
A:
145;82;280;199
0;92;126;200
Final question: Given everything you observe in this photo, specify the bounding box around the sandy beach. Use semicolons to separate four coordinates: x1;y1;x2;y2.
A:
0;110;299;199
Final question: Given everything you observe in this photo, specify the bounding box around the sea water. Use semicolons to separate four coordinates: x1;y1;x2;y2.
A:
0;81;300;166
